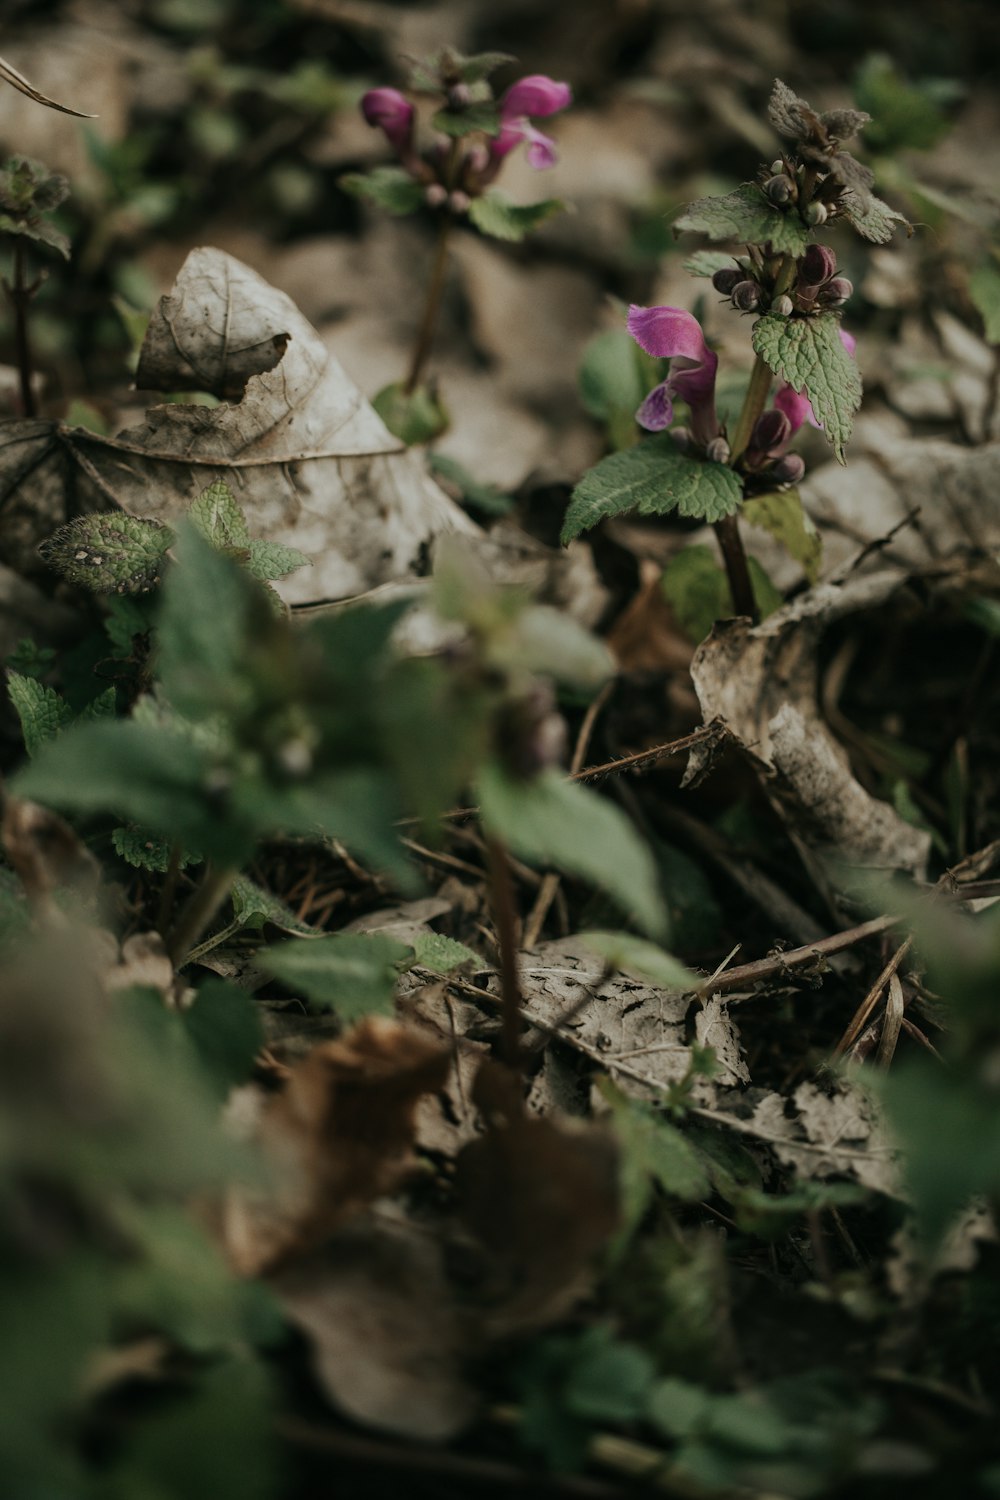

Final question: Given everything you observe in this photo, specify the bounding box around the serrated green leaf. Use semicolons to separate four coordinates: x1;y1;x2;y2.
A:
561;437;742;544
187;480;250;547
244;538;310;582
467;192;564;242
112;825;200;873
182;979;264;1100
39;511;171;593
603;1088;711;1231
675;184;810;255
7;670;71;756
104;595;153;657
77;685;118;722
372;381;449;446
579;931;696;991
477;763;666;938
258;931;411;1018
751;313;861;462
969;256;1000;344
339;167;426;216
409;930;480;972
683;250;739;278
742;487;822;584
230;876;315;935
432;102;500;137
840;189;908;243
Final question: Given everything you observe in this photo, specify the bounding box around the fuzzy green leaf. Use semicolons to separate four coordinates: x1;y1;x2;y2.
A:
603;1088;711;1228
477;763;667;938
6;671;71;756
230;877;315;935
683;249;740;278
373;381;449;446
751;313;861;462
39;512;171;593
408;930;480;973
969;257;1000;345
840;189;908;243
188;480;250;548
467;192;564;243
580;931;696;992
561;437;742;544
243;539;310;582
182;979;264;1100
339;167;426;216
259;931;411;1018
675;184;810;255
742;488;822;584
111;825;199;873
662;544;783;642
431;102;500;138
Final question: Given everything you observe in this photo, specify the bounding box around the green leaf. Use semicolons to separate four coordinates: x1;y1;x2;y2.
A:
39;511;171;593
244;537;310;582
182;979;264;1100
675;184;810;255
187;479;250;547
683;249;740;278
467;192;564;242
409;929;480;973
477;763;667;938
230;876;315;935
602;1085;711;1236
662;544;782;642
373;380;449;445
577;329;650;446
751;313;862;462
497;605;614;689
561;437;742;543
853;55;955;154
78;685;118;722
7;670;71;756
432;102;500;137
112;825;200;872
563;1327;657;1425
742;487;822;583
258;931;411;1018
579;930;696;991
969;256;1000;344
428;453;512;516
840;189;908;243
339;166;426;216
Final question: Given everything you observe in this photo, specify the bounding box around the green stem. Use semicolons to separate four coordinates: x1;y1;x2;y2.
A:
403;139;461;396
713;513;757;621
727;353;774;465
484;835;524;1070
166;863;238;968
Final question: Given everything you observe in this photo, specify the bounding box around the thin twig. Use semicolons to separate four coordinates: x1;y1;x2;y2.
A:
701;915;897;997
484;835;524;1069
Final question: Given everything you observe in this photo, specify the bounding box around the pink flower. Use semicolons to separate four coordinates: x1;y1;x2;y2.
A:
774;327;856;431
627;305;720;446
361;88;415;154
488;74;572;170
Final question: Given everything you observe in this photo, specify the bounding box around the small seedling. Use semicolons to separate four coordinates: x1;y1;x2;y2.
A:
562;78;909;622
0;155;71;417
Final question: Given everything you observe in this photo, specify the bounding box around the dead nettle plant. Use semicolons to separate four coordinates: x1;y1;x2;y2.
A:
342;45;570;443
562;79;910;620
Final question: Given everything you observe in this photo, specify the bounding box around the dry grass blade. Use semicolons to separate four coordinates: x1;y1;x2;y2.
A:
877;972;905;1066
0;53;96;116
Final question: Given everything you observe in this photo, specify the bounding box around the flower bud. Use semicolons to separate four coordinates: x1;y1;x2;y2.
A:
819;276;853;306
448;189;471;214
804;200;828;226
770;158;784;176
711;267;742;295
447;82;473;109
731;280;760;312
361;87;415;154
770;453;806;485
750;409;792;453
772;294;794;317
425;183;448;207
764;173;796;206
706;436;731;464
799;243;837;287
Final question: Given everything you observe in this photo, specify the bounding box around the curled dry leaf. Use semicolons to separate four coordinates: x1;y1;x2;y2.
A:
455;1058;621;1331
0;248;476;603
748;1078;899;1198
274;1218;476;1443
223;1017;450;1276
685;572;932;877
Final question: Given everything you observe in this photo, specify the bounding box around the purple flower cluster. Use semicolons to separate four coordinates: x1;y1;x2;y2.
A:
360;73;571;207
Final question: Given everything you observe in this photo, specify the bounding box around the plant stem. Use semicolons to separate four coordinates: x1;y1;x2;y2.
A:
403;214;452;395
727;352;774;464
11;240;37;418
166;863;238;968
713;514;757;620
484;834;524;1069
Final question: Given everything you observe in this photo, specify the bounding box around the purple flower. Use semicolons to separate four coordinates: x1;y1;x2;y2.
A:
488;74;572;170
361;88;415;154
774;326;856;430
627;305;720;446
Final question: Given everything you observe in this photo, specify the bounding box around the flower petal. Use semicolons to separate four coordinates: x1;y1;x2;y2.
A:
626;305;711;363
773;383;814;431
635;382;674;431
500;75;572;120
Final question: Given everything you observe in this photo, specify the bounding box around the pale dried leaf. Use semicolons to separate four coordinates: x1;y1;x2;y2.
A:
750;1079;899;1197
